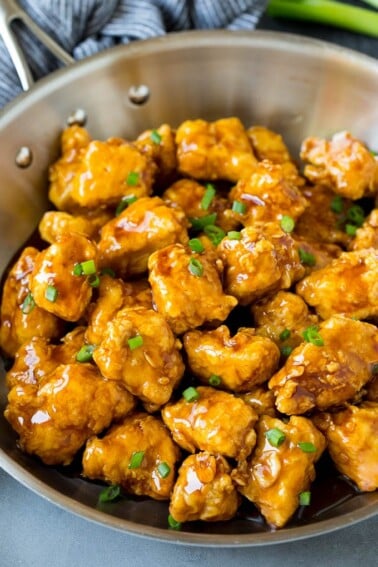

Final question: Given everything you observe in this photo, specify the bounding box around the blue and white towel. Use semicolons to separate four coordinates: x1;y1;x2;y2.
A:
0;0;267;108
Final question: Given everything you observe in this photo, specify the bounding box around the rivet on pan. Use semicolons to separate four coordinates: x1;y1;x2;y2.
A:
67;108;87;126
15;146;33;168
128;85;150;105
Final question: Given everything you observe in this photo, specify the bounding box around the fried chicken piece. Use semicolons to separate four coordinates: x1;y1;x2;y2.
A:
148;243;237;335
169;452;240;523
232;415;326;528
135;123;177;183
93;307;184;409
218;223;305;305
296;249;378;320
0;247;62;357
269;316;378;415
314;402;378;492
228;161;308;225
85;275;152;345
350;209;378;251
300;131;378;199
39;209;112;244
30;233;97;322
240;386;277;417
82;412;180;500
5;363;135;465
49;126;156;211
252;291;319;350
97;196;189;277
183;325;280;392
176;117;257;182
162;386;258;460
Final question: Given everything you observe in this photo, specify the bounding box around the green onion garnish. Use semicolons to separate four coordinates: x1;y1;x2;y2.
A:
45;285;58;302
280;215;295;233
150;129;162;144
330;195;344;214
126;171;139;186
100;267;116;278
227;231;242;241
157;462;171;479
209;374;221;386
203;224;225;246
168;514;182;530
189;213;217;230
281;345;293;357
115;195;138;216
299;491;311;506
182;386;200;402
88;274;100;288
188;238;205;253
232;200;247;214
128;451;145;469
80;259;96;275
128;335;144;350
265;428;286;447
298;442;317;453
302;325;324;346
279;328;291;341
73;263;83;276
346;205;365;227
200;184;216;210
345;223;358;236
21;292;35;314
98;484;121;503
76;344;96;363
372;363;378;375
298;248;316;266
188;257;204;277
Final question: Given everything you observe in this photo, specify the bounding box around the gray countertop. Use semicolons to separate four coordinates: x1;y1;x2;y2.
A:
1;6;378;567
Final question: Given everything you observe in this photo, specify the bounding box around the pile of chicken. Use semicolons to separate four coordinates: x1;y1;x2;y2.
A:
1;118;377;530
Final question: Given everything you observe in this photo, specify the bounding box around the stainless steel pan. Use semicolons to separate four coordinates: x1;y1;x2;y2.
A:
0;17;377;545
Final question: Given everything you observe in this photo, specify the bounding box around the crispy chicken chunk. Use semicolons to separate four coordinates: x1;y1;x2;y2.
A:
49;126;156;211
0;247;61;357
5;363;135;465
169;452;240;523
82;412;180;500
269;316;378;415
97;196;189;277
30;233;97;322
176;117;257;182
148;243;237;335
351;209;378;251
296;249;378;320
184;325;280;392
315;402;378;492
218;223;305;305
93;307;184;409
39;209;112;244
232;415;326;528
135;123;177;183
240;386;277;417
300;131;378;199
162;386;258;460
228;161;308;225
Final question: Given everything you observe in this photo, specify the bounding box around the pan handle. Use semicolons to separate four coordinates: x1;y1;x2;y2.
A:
0;0;74;91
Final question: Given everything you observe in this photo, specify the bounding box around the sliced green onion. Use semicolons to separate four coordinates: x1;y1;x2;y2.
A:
168;514;182;530
347;205;365;227
188;257;204;277
80;259;96;275
200;184;216;210
45;285;58;302
203;224;225;246
100;267;116;278
98;484;121;503
371;363;378;375
265;428;286;447
150;129;162;144
330;195;344;214
76;344;96;363
182;386;200;402
157;462;171;479
302;325;324;346
298;248;316;267
209;374;221;387
280;345;293;357
280;215;295;233
279;329;291;341
126;171;139;186
73;263;83;276
227;231;241;240
115;195;138;216
345;223;358;236
21;292;35;315
128;335;144;350
128;451;145;469
299;491;311;506
88;274;100;288
188;238;205;253
232;200;247;214
298;442;317;453
189;213;217;230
